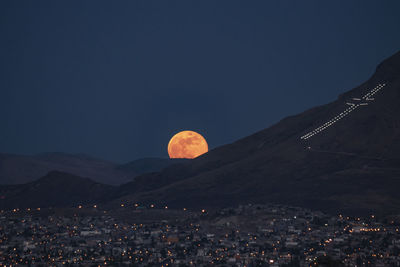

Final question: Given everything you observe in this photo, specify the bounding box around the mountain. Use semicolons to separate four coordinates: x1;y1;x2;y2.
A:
0;171;115;209
1;51;399;215
0;153;179;185
114;51;400;215
117;158;188;174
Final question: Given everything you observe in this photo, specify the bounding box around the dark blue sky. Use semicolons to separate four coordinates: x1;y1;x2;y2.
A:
1;1;399;162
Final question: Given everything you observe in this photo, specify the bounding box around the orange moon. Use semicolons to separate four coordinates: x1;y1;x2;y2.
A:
168;131;208;159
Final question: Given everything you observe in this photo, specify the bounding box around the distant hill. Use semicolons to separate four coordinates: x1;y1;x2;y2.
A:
0;153;180;185
0;171;115;209
117;158;188;174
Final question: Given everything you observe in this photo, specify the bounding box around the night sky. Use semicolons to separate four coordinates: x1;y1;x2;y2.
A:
1;1;399;163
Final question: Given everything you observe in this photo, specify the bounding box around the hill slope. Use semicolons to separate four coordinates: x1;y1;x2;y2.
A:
0;171;115;209
117;158;187;174
116;51;400;215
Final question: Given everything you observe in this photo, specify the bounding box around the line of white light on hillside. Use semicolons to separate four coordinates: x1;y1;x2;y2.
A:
300;83;386;140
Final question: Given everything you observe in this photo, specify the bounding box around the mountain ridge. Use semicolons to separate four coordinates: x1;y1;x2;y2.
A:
0;153;181;185
1;51;399;215
113;50;400;215
0;171;115;209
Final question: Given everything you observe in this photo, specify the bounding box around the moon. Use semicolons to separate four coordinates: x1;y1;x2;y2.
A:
168;131;208;159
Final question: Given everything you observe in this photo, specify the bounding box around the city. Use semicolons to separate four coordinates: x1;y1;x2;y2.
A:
1;204;399;266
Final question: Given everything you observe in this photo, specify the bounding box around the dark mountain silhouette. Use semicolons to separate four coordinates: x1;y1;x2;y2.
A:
114;51;400;215
1;51;400;215
0;153;179;185
117;158;188;174
0;171;115;209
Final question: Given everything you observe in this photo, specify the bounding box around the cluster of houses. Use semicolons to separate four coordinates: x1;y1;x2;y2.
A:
0;203;399;266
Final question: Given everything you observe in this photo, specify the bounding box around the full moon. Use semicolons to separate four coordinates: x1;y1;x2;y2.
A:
168;131;208;159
